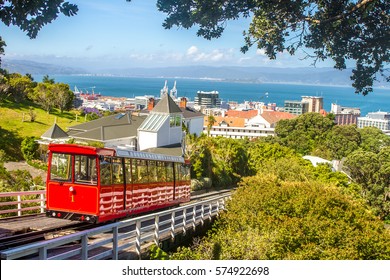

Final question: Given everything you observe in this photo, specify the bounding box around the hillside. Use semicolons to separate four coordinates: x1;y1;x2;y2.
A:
0;101;82;160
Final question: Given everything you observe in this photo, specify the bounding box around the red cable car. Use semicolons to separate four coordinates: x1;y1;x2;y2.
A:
46;144;191;223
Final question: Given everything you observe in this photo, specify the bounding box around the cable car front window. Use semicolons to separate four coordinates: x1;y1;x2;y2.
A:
75;155;97;185
50;153;72;182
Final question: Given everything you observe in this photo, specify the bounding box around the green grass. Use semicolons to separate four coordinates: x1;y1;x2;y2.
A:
0;100;85;160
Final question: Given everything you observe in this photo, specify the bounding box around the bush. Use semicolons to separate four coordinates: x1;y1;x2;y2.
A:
21;136;38;160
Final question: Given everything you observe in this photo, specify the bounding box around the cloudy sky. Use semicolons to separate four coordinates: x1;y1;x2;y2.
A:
1;0;336;70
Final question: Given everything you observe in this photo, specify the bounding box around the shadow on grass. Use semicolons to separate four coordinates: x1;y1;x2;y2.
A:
0;126;23;161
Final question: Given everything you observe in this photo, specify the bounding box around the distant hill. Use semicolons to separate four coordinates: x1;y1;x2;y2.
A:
103;66;355;86
1;59;86;75
1;59;388;87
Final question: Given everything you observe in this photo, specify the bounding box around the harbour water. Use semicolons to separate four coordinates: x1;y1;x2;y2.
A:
35;75;390;116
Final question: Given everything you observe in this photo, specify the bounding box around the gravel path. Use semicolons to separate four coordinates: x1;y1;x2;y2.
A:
4;161;47;181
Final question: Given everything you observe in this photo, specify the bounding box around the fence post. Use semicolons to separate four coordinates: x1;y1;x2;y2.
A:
182;209;187;236
113;226;119;260
40;193;45;213
192;205;196;230
170;211;175;241
39;247;47;260
135;219;141;259
154;215;159;246
81;235;88;260
17;195;21;216
200;204;204;226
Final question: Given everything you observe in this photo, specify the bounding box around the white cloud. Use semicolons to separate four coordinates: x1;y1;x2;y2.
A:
186;46;199;56
185;46;234;63
256;49;267;56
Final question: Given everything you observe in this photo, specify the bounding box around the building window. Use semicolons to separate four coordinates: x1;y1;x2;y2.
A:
170;115;181;127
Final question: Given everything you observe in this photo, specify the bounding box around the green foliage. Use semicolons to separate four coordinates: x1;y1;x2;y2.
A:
0;126;23;161
323;125;361;160
172;173;390;260
247;141;298;175
344;147;390;220
0;1;78;39
359;126;390;153
275;113;334;155
149;245;169;260
155;0;389;95
20;136;39;161
188;136;249;189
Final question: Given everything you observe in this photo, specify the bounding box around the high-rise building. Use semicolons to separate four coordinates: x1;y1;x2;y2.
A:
301;96;324;113
194;91;221;108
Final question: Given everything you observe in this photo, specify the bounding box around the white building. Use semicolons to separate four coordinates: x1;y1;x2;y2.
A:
138;93;184;151
357;111;390;132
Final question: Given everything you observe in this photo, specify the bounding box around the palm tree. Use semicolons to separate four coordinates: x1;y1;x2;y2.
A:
207;115;216;136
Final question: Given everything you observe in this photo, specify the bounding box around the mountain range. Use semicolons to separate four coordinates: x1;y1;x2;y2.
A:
1;58;386;87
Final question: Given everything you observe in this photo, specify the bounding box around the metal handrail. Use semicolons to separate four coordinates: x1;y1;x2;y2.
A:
1;193;230;260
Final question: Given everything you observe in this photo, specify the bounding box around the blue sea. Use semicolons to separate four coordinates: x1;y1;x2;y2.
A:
35;75;390;116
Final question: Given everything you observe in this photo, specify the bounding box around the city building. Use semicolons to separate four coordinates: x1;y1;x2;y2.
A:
330;103;361;125
194;90;221;109
284;100;309;115
357;111;390;132
203;110;295;139
283;96;324;115
301;96;324;113
246;111;296;128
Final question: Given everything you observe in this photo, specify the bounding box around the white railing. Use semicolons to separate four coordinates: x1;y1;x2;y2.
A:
0;193;230;260
0;190;46;217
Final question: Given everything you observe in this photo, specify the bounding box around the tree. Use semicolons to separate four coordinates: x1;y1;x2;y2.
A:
359;126;390;153
153;0;389;95
275;113;334;155
344;148;390;220
173;173;390;260
0;1;78;66
52;83;75;113
29;82;56;113
21;136;39;161
42;75;55;84
0;1;78;39
323;125;361;159
206;115;216;136
6;73;35;102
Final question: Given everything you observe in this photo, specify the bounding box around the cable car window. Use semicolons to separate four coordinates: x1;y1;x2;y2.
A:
157;161;167;182
50;153;72;182
75;155;97;185
100;157;112;185
112;157;124;184
134;160;148;183
148;160;158;183
165;162;173;182
125;158;132;184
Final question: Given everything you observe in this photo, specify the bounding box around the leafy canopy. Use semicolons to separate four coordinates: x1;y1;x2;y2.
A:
0;0;78;64
154;0;389;95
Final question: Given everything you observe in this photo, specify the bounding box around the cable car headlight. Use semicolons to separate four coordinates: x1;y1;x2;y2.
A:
69;186;74;192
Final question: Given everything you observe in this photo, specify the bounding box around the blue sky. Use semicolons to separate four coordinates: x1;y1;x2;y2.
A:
1;0;336;70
